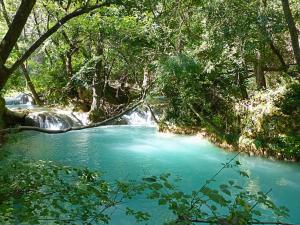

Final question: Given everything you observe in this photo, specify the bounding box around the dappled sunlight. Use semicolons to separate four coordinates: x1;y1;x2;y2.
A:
1;0;300;223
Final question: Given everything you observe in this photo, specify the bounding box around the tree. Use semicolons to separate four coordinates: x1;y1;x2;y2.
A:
0;0;113;91
281;0;300;72
89;33;106;122
0;0;42;105
0;0;36;90
0;0;118;127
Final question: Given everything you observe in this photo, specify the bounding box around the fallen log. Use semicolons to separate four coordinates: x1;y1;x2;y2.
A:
0;100;143;135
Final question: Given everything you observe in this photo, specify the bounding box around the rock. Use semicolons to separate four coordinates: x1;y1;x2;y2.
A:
5;93;33;105
25;112;82;129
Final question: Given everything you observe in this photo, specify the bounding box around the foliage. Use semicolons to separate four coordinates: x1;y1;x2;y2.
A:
236;83;300;159
0;159;146;224
0;157;290;224
1;0;300;137
280;83;300;114
142;173;288;225
157;53;239;137
0;0;299;223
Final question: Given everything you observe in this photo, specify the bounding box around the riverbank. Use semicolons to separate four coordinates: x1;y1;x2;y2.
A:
159;124;299;162
157;83;300;162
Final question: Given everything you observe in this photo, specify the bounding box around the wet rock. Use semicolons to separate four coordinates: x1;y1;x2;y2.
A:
26;112;81;130
5;93;33;105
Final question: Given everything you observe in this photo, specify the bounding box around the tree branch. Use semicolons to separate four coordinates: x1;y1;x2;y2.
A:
9;1;113;73
0;100;143;134
281;0;300;72
32;10;53;64
0;0;36;65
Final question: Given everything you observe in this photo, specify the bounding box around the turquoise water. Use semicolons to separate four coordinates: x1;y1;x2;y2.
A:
2;126;300;224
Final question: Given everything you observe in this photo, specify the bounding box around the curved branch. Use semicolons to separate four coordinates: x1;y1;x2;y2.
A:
9;1;113;73
0;100;143;135
0;0;36;64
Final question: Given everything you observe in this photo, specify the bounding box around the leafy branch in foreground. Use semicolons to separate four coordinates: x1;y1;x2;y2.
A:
0;157;292;225
0;160;145;224
140;158;290;225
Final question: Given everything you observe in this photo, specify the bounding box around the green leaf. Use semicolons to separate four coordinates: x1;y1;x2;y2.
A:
158;199;167;205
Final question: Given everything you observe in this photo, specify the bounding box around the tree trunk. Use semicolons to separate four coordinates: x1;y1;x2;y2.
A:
65;53;73;78
10;2;111;74
281;0;300;72
89;35;106;122
254;51;266;90
0;0;36;90
0;0;42;105
0;0;36;64
0;96;6;128
20;65;42;105
0;1;111;91
0;67;11;91
259;0;288;70
61;30;75;79
269;41;288;70
33;10;53;65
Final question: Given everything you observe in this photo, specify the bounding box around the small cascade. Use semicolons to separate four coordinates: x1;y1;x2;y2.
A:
5;93;34;109
5;94;158;129
26;112;83;130
122;107;156;126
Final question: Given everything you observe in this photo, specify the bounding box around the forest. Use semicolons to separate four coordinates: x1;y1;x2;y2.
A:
0;0;300;224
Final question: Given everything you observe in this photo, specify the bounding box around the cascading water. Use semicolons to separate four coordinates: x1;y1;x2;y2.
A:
24;106;157;129
26;112;83;130
122;107;156;126
4;93;34;109
5;93;157;129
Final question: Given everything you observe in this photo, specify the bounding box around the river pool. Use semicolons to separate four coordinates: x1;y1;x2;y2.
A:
2;126;300;224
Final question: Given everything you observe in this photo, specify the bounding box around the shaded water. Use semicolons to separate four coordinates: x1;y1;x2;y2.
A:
2;126;300;224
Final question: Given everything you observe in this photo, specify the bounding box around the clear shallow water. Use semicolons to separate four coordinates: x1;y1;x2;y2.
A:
2;126;300;224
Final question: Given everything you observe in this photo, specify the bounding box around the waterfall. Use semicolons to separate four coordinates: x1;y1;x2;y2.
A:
5;93;34;108
24;109;91;130
24;108;156;129
26;112;84;130
5;93;158;129
122;107;156;126
24;107;157;129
